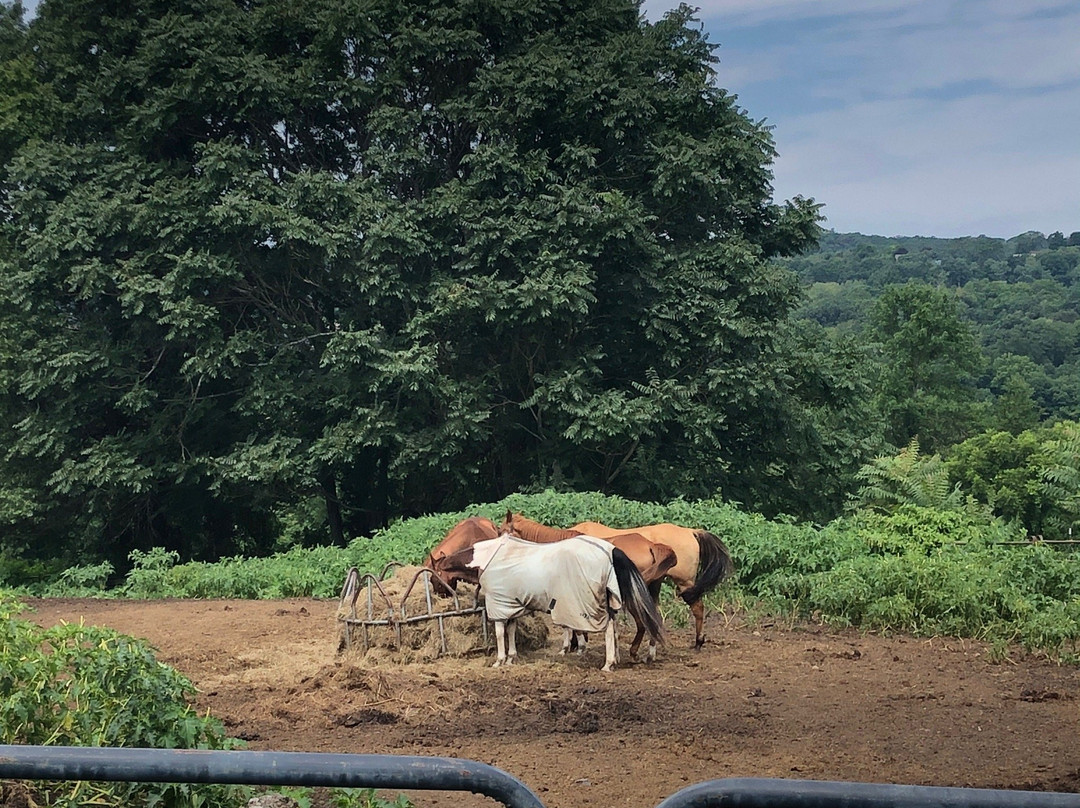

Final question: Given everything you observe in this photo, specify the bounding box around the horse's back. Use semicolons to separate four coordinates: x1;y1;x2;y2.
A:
573;520;701;586
573;520;696;549
572;520;619;537
503;511;582;542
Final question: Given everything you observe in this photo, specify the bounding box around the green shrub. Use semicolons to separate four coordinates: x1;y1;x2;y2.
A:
0;552;64;590
37;560;116;597
20;489;1080;662
124;547;182;598
0;592;247;807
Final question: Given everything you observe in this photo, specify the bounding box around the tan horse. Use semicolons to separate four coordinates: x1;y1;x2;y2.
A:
502;511;734;649
500;512;677;660
422;516;499;591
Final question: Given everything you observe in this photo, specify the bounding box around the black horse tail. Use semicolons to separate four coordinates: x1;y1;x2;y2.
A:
679;530;735;605
611;547;665;645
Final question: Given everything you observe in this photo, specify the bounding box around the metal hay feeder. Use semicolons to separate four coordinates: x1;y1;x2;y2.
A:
336;562;490;656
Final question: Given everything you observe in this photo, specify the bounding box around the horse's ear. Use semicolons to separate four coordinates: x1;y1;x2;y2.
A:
505;509;512;522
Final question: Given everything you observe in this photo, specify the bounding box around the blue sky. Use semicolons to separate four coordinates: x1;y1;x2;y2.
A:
641;0;1080;238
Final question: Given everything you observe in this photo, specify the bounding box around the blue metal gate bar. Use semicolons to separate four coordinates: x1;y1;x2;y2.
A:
655;778;1080;808
5;748;1080;808
0;746;545;808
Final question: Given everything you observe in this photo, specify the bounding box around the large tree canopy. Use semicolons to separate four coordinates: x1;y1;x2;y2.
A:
1;0;836;565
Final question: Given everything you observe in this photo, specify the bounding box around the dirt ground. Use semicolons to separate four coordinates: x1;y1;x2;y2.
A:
20;596;1080;808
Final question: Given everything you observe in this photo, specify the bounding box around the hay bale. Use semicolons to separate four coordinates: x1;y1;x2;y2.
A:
336;565;551;664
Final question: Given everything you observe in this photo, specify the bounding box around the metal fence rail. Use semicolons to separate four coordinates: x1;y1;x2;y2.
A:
0;746;544;808
655;777;1080;808
3;747;1080;808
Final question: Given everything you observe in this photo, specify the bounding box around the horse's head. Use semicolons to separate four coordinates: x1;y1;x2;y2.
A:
427;544;485;593
499;509;516;536
422;552;462;595
424;517;498;594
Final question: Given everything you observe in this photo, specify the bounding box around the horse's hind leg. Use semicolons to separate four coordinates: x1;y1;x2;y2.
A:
576;632;588;655
493;619;507;667
632;579;663;661
628;615;646;660
690;598;706;649
560;629;589;658
647;579;663;660
506;619;518;664
602;619;617;672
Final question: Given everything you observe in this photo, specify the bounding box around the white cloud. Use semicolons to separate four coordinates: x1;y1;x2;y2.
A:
790;152;1080;238
644;0;1080;236
771;87;1080;237
818;9;1080;96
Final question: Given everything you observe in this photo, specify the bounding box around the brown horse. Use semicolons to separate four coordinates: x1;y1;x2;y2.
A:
502;511;734;649
500;512;677;660
423;516;499;591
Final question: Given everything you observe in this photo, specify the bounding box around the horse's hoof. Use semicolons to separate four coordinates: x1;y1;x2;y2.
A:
648;647;657;662
601;664;615;672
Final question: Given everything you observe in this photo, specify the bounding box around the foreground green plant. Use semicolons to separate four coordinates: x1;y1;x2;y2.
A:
329;788;415;808
249;785;413;808
0;593;247;808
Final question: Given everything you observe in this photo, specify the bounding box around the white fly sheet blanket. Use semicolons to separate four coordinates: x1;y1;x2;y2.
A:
474;535;623;633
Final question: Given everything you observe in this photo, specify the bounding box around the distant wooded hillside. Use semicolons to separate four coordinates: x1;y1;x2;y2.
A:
782;230;1080;426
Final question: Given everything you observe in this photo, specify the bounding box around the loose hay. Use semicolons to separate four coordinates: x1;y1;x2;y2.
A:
336;565;550;664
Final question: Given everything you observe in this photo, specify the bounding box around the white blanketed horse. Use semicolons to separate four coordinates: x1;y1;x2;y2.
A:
468;534;664;671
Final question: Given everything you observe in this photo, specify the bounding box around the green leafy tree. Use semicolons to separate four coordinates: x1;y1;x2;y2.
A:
1;2;54;172
945;428;1051;535
867;282;984;451
727;318;883;520
946;422;1080;539
1037;247;1079;282
1;0;829;566
1008;231;1046;255
989;354;1043;435
993;382;1042;436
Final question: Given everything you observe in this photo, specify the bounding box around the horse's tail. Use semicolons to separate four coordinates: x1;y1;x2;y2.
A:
679;530;735;605
612;547;665;645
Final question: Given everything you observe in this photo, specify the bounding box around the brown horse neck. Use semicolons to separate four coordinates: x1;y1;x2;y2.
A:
508;515;580;542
